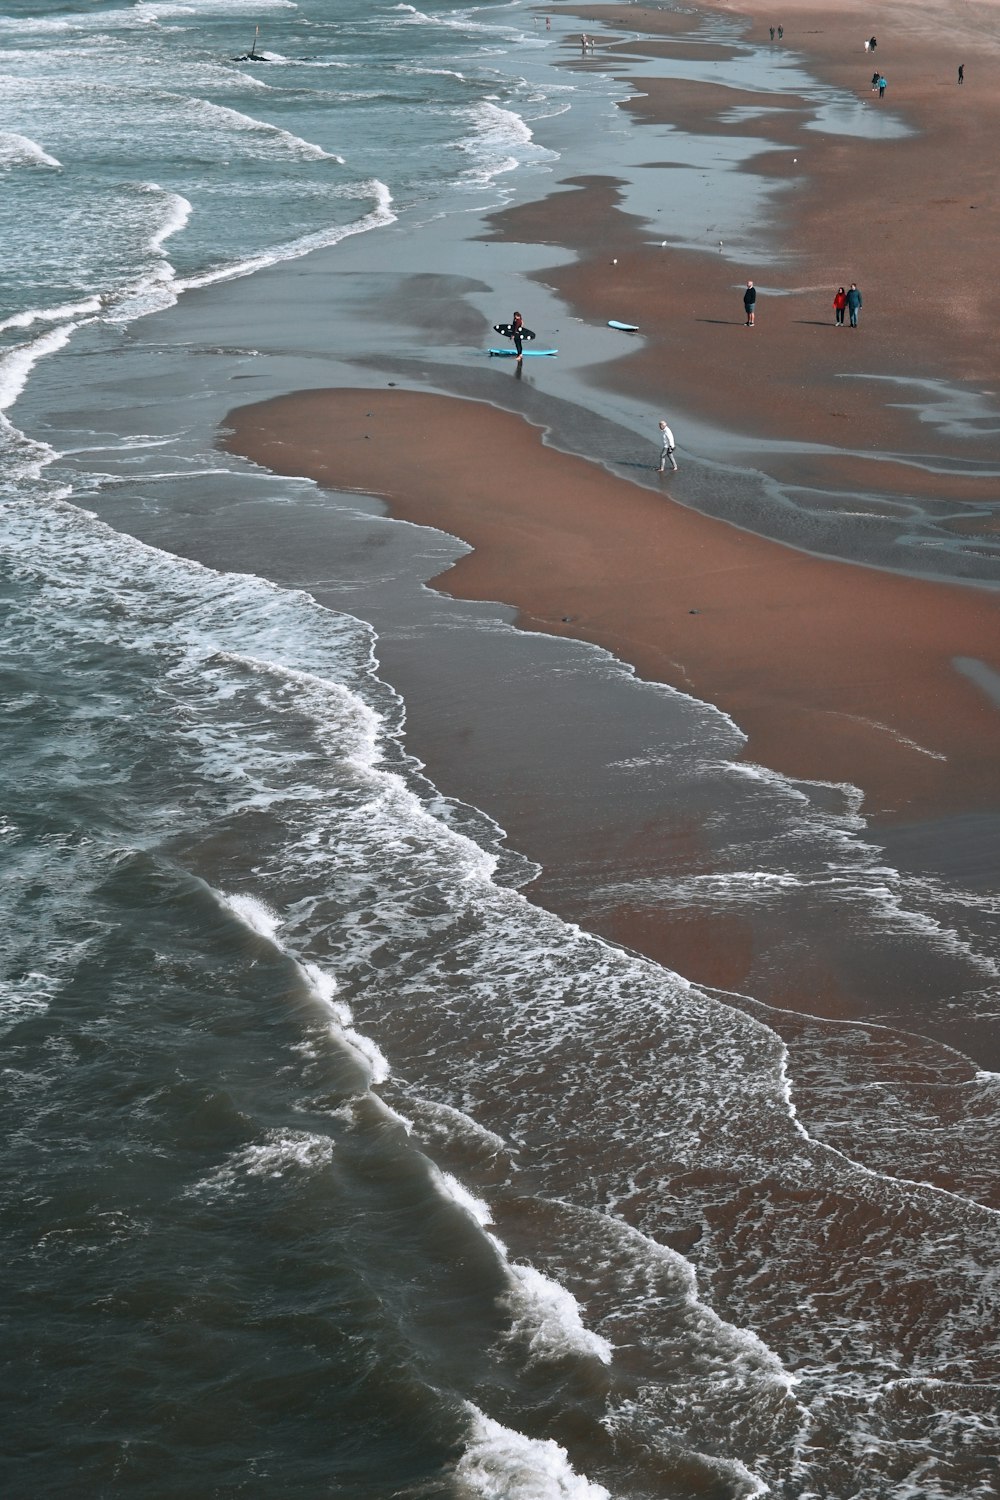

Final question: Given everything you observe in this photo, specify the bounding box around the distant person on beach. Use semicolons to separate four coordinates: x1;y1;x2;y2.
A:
877;74;887;98
833;286;847;325
958;64;965;83
770;26;775;41
657;419;678;473
743;280;756;326
871;70;880;91
869;36;877;51
777;24;783;39
846;283;863;326
864;38;870;51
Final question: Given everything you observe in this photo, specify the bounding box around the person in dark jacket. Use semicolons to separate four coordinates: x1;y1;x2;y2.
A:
833;286;847;326
511;310;524;362
846;283;862;327
743;280;756;326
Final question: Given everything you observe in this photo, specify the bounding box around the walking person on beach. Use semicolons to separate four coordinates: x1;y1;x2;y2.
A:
871;69;880;91
877;74;887;99
777;24;783;39
657;419;678;473
743;280;756;326
958;63;965;84
833;286;847;326
869;36;877;51
769;26;775;41
846;283;863;327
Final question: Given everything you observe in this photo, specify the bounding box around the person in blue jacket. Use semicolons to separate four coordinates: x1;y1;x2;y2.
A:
846;283;863;327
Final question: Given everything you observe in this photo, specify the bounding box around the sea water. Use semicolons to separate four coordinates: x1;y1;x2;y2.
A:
2;3;999;1498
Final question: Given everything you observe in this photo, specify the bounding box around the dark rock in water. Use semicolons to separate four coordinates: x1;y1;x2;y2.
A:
233;52;270;62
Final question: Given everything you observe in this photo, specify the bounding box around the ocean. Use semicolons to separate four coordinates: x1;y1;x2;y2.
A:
2;2;998;1497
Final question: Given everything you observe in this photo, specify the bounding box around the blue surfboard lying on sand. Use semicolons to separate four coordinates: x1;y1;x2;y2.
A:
488;347;558;357
608;319;639;332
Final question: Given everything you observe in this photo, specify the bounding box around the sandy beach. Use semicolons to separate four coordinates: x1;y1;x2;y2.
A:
223;0;1000;1037
224;386;1000;821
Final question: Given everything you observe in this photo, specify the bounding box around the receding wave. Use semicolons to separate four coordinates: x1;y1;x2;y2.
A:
0;131;61;169
177;178;394;291
184;97;344;162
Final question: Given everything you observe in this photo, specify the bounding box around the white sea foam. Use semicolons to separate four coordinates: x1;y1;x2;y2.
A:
455;98;557;187
389;3;541;44
403;1095;510;1159
0;324;77;413
189;1130;338;1198
0;297;103;335
0;131;61;169
438;1170;494;1227
219;891;283;942
213;888;391;1086
147;187;193;254
135;0;295;19
0;970;62;1036
501;1264;613;1365
301;960;391;1084
177;179;394;293
829;710;948;761
185;98;344;162
455;1405;612;1499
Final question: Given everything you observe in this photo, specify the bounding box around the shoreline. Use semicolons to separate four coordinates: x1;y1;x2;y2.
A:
222;386;1000;827
218;0;1000;1056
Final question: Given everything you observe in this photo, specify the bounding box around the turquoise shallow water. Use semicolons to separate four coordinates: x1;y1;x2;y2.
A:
2;3;999;1497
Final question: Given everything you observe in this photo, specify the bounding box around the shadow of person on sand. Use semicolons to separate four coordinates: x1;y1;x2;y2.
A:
695;318;743;325
795;319;837;326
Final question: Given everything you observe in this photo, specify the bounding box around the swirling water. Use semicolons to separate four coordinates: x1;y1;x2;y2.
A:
2;3;998;1497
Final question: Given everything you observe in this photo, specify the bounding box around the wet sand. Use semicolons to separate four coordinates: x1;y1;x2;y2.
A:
223;388;1000;824
530;0;1000;506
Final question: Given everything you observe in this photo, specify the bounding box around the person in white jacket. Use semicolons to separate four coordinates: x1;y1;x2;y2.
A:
657;419;678;473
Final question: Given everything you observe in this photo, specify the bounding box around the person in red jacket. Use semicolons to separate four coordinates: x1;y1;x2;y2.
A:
833;286;847;326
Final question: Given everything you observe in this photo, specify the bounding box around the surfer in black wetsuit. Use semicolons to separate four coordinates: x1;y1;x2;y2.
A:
511;310;524;362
